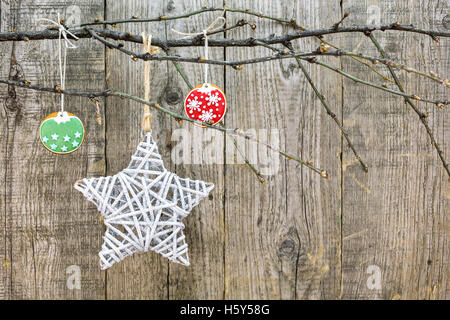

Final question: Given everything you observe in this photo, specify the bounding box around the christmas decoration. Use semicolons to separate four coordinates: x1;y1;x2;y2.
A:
184;83;227;125
74;132;214;269
40;111;85;154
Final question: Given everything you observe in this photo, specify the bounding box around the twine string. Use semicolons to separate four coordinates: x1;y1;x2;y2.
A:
172;16;226;85
38;13;79;114
141;32;153;132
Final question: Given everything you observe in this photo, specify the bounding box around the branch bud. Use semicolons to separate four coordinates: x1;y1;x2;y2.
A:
320;171;329;179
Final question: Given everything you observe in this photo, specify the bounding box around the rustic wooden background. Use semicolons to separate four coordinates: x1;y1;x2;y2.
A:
0;0;448;300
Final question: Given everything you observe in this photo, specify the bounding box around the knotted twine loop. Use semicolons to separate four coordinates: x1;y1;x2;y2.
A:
37;13;79;114
172;16;226;86
141;32;153;132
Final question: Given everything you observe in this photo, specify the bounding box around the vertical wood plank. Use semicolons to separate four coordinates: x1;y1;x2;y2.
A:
104;0;170;299
165;0;225;300
341;0;449;299
224;0;342;299
0;0;105;299
0;0;13;300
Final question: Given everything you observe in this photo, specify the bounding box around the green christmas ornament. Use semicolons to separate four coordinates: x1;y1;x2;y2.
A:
39;111;85;155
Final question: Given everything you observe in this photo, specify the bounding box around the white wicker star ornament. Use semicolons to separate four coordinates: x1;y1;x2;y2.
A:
74;132;214;269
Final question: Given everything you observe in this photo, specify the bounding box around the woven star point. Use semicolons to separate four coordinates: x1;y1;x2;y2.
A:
74;132;214;269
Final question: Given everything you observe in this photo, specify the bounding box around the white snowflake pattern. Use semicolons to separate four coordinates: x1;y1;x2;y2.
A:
205;91;222;107
186;96;202;113
199;109;217;123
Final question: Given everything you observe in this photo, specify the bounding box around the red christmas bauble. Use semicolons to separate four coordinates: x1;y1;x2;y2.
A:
184;83;227;126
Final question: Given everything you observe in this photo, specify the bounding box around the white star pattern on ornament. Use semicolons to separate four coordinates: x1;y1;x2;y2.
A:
74;131;81;138
42;136;49;143
63;135;71;142
72;140;79;147
61;145;68;152
51;133;59;140
186;96;202;113
74;132;214;270
199;109;217;122
205;91;222;107
50;144;57;150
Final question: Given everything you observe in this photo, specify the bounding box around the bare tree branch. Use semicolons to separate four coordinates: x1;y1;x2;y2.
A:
0;76;326;177
1;23;448;47
368;34;449;177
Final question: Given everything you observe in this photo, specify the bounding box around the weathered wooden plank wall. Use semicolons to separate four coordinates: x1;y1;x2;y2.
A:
0;0;448;300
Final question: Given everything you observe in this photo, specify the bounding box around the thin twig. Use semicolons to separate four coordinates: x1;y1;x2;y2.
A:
163;48;194;90
332;12;350;30
233;139;265;183
77;7;450;40
0;76;326;177
164;47;266;182
79;7;306;27
2;23;449;47
87;28;448;106
307;57;448;105
368;34;449;177
317;38;395;83
323;49;449;87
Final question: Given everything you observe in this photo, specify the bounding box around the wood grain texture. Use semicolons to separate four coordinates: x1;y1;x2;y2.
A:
164;0;225;300
341;0;449;299
224;0;342;299
0;0;105;299
0;0;448;300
